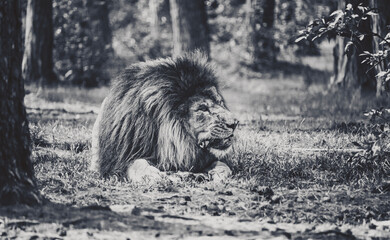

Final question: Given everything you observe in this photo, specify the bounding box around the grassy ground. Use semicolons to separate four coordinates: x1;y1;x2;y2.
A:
4;62;390;238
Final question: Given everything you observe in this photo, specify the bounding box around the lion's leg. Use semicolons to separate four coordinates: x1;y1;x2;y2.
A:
205;161;232;182
127;159;165;184
90;97;107;172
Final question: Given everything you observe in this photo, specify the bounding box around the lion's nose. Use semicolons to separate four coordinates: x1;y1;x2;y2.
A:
227;120;239;131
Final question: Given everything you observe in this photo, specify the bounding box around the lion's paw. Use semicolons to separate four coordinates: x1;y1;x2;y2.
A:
127;159;165;184
206;161;232;182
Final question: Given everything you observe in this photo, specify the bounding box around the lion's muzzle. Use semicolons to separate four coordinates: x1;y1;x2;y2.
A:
198;118;238;151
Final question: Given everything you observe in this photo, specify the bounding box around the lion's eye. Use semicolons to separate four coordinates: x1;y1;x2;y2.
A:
197;105;208;112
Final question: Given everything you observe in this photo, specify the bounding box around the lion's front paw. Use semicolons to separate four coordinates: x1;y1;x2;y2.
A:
206;161;232;182
127;159;165;184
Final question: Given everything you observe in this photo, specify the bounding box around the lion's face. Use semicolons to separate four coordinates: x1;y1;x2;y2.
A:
187;87;238;158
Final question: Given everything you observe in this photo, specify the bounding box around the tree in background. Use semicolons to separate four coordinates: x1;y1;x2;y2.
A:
22;0;56;86
369;0;390;96
297;0;390;96
246;0;277;69
274;0;332;57
110;0;172;62
331;0;374;92
149;0;170;57
150;0;162;40
53;0;112;87
0;0;40;205
169;0;210;57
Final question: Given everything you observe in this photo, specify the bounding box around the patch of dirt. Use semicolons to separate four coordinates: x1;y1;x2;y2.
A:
2;183;390;239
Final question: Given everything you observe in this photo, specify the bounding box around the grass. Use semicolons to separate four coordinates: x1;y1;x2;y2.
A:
27;72;390;189
22;60;390;229
26;84;109;105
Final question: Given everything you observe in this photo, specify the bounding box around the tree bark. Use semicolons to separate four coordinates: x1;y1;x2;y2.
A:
86;0;112;48
0;0;40;205
22;0;56;86
169;0;210;57
78;0;112;87
370;0;390;96
330;0;374;92
247;0;277;69
150;0;161;40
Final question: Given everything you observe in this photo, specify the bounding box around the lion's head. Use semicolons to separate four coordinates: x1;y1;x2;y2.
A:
186;88;237;157
93;52;237;177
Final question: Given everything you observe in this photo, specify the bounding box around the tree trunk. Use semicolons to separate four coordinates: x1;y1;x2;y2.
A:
330;0;374;92
370;0;390;96
78;0;112;87
169;0;210;57
86;0;112;47
0;0;40;205
22;0;56;86
247;0;277;69
150;0;161;40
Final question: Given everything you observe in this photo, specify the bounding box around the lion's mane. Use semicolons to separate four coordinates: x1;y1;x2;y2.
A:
96;52;220;177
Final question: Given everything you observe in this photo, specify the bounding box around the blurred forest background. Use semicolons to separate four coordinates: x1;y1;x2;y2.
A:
19;0;390;99
21;0;339;88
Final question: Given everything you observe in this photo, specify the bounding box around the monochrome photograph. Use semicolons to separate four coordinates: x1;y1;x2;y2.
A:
0;0;390;239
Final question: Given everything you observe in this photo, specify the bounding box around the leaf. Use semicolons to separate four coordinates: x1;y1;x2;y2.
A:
366;11;378;16
352;141;364;149
330;10;343;17
298;29;306;34
344;41;354;53
295;35;307;43
376;71;388;78
358;34;365;41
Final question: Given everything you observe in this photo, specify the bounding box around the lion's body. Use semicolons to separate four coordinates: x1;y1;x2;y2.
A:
91;53;237;178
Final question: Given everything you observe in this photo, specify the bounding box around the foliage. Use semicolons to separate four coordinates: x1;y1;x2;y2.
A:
206;0;334;68
53;0;112;87
296;3;375;44
110;0;172;61
296;2;390;87
361;34;390;89
274;0;334;57
296;2;390;179
347;109;390;182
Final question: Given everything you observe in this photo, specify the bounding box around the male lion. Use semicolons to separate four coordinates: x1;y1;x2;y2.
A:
90;52;238;183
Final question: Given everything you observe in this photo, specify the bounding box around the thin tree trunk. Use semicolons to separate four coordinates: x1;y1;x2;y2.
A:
169;0;210;57
86;0;112;47
0;0;40;205
370;0;390;96
150;0;161;40
22;0;56;86
247;0;277;69
81;0;112;87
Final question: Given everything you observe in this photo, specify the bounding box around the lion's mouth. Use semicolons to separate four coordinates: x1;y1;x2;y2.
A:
199;135;233;150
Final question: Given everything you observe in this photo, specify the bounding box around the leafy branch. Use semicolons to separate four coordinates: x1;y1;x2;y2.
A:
296;3;390;90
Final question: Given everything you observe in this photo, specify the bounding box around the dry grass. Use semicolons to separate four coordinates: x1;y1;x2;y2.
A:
26;70;390;192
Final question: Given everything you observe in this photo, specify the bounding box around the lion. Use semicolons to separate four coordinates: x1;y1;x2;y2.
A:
90;52;238;183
